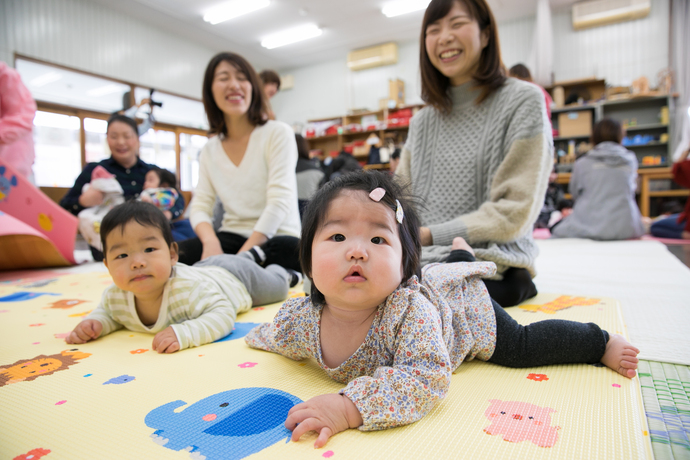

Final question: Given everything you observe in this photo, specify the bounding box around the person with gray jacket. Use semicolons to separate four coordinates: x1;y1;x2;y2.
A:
551;118;644;240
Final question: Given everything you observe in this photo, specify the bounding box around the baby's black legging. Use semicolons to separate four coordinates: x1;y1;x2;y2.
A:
445;249;537;307
489;298;609;367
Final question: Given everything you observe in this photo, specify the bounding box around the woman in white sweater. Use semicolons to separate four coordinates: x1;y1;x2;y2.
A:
177;53;301;271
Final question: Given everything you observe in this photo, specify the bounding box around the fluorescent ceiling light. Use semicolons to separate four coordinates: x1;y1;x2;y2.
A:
382;0;431;17
87;84;124;97
203;0;269;25
29;71;62;87
261;24;322;49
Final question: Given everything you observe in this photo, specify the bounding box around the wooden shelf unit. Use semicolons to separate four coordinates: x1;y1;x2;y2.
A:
305;105;423;159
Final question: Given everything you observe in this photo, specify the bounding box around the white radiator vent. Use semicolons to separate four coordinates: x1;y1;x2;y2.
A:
347;42;398;71
572;0;650;30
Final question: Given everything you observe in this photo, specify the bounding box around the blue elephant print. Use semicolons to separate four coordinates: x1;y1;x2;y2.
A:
145;387;302;460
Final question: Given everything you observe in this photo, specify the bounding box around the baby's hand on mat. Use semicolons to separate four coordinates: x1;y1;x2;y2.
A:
285;393;363;448
66;319;102;344
152;326;180;353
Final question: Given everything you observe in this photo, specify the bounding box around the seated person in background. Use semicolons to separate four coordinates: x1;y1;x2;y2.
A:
295;134;325;218
66;201;301;353
388;148;401;175
535;167;564;229
177;52;301;272
259;69;281;120
141;166;195;241
551;118;645;240
0;62;36;181
508;63;553;125
60;114;151;261
650;145;690;239
548;198;573;229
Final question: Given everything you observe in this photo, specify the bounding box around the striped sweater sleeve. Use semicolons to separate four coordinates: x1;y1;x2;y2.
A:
169;285;238;350
430;88;553;246
84;287;126;337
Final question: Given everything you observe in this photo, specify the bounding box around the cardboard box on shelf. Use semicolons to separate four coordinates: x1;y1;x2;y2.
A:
558;110;592;138
389;79;405;107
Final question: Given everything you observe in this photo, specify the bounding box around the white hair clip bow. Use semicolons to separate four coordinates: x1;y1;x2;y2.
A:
395;199;404;224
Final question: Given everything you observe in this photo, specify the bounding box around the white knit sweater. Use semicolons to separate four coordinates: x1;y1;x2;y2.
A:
189;120;301;239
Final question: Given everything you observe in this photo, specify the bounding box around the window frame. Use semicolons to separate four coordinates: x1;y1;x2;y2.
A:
16;55;208;197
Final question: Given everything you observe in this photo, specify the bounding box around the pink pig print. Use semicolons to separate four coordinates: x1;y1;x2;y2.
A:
483;399;560;447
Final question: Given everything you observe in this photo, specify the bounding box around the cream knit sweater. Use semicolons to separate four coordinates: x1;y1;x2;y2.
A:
396;78;553;277
189;120;301;239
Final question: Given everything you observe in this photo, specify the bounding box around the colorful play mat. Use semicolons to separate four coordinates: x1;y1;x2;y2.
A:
0;269;663;460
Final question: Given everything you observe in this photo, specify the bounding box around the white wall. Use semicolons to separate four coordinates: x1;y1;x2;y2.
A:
0;0;670;119
272;40;423;128
0;0;215;99
274;0;670;125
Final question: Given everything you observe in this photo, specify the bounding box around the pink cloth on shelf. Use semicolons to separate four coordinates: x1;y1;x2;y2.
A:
0;62;36;179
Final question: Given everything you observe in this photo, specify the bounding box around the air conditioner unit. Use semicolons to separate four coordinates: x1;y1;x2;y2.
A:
572;0;650;30
347;42;398;71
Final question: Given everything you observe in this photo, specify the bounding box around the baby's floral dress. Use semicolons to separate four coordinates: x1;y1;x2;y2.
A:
245;261;497;430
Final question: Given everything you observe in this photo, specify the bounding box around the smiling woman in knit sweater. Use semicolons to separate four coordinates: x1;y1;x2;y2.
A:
395;0;553;307
177;52;302;272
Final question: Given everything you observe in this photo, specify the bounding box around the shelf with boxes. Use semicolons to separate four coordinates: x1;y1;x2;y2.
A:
551;95;674;172
547;78;682;217
304;104;424;167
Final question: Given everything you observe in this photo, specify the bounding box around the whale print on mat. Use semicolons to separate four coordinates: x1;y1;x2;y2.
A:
0;292;60;302
519;295;600;314
0;349;92;386
214;322;263;342
145;387;302;460
483;399;560;447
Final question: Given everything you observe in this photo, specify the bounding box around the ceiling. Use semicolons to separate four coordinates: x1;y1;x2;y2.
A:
87;0;580;72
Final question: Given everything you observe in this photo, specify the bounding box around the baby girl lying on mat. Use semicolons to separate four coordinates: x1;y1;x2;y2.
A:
245;171;639;447
66;201;299;353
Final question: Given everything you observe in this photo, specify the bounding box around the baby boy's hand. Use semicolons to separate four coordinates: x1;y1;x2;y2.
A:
285;393;363;448
152;326;180;354
66;319;103;344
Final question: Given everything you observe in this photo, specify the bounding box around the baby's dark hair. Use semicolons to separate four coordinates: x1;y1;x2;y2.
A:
148;166;178;188
100;201;174;255
300;170;421;304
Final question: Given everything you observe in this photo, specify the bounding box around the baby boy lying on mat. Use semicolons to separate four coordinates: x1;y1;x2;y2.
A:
66;201;299;353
